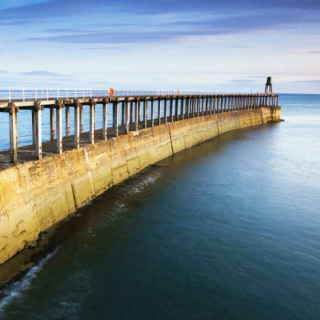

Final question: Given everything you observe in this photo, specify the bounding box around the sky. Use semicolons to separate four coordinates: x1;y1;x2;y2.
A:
0;0;320;93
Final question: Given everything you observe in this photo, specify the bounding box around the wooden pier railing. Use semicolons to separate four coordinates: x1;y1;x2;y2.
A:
0;91;279;164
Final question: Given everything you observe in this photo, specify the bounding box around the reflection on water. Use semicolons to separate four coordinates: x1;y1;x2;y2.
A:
0;94;319;320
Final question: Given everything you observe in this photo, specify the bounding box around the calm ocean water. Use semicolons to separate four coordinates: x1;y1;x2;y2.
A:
0;94;319;320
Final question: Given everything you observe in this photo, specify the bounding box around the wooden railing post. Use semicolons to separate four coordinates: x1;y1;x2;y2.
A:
197;96;200;117
89;100;96;143
212;96;216;114
164;98;168;123
125;99;130;133
180;97;183;120
216;96;219;113
192;97;195;118
65;106;70;136
143;99;148;128
158;98;161;125
151;99;155;127
176;97;180;120
205;96;209;115
135;98;140;131
80;104;84;133
9;103;18;164
134;100;139;131
186;97;190;118
201;96;204;116
50;107;55;140
113;101;118;137
222;95;225;112
121;102;125;125
74;100;80;149
137;99;141;124
32;108;36;146
55;100;63;154
33;101;43;160
170;97;174;122
130;101;134;123
102;98;108;140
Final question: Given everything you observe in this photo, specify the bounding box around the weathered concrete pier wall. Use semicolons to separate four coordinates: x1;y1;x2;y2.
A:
0;106;281;265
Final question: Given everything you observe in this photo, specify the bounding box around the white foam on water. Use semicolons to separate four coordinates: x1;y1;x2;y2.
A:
102;174;162;223
0;248;59;315
128;175;160;196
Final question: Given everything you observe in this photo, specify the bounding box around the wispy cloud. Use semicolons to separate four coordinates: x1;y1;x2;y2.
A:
18;71;73;82
85;46;126;51
0;0;50;10
21;9;320;45
19;70;68;77
294;49;320;54
0;0;319;25
246;76;269;79
0;19;33;26
294;80;320;84
228;79;259;84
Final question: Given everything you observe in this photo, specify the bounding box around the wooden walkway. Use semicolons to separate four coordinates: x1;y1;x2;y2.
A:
0;93;279;167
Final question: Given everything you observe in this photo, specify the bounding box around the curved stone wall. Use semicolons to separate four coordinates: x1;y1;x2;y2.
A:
0;107;280;265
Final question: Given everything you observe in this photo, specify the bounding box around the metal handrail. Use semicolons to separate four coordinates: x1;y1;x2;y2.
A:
0;88;278;102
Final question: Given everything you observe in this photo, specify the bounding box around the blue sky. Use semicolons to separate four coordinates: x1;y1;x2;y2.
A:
0;0;319;93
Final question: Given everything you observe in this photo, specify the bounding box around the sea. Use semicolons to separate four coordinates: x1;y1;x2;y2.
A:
0;94;319;320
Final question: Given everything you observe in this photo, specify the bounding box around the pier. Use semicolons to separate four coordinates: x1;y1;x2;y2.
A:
0;86;281;265
0;89;279;166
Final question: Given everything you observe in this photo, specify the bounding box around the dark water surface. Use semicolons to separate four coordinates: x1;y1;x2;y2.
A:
0;94;319;320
